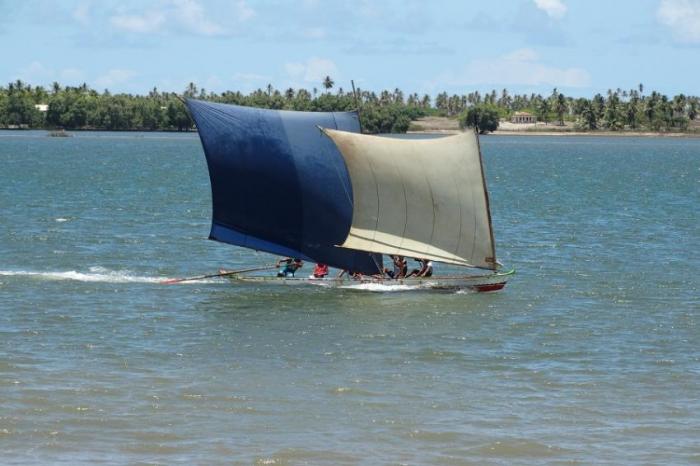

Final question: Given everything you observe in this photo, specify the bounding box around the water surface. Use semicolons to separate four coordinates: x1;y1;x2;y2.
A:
1;130;699;464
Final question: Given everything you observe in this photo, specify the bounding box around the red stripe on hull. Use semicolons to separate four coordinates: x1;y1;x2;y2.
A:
474;282;506;292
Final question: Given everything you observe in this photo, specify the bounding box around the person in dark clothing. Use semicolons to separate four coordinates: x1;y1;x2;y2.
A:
276;257;303;277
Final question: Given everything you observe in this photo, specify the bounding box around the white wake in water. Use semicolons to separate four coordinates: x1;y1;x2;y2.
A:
0;266;194;284
339;282;424;292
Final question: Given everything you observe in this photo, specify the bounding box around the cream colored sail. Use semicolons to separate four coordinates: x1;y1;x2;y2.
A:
323;129;497;269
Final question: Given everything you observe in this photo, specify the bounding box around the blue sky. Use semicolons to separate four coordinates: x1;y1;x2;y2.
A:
2;0;699;97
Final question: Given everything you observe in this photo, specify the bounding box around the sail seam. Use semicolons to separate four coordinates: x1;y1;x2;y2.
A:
363;143;382;244
422;144;438;258
470;191;478;265
453;142;465;259
395;142;410;254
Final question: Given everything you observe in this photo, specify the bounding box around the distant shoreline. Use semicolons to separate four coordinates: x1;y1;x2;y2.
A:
3;127;700;139
409;129;700;138
409;115;700;138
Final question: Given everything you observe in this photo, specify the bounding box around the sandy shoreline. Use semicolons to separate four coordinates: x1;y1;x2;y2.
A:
407;129;700;138
492;130;700;137
408;116;700;138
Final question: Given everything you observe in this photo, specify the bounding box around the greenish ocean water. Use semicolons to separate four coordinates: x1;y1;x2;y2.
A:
1;130;698;464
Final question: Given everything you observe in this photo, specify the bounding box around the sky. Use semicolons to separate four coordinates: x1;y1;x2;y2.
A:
2;0;699;97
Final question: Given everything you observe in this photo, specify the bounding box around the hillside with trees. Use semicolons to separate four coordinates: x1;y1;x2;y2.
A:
0;77;697;134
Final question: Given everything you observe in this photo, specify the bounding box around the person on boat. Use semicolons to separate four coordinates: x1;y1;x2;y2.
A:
276;257;303;277
311;263;329;278
384;255;407;279
406;258;433;278
337;269;362;280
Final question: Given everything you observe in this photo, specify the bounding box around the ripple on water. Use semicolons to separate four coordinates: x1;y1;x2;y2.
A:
2;134;699;464
469;439;573;458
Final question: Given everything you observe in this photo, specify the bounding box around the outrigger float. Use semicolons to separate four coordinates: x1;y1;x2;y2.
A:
175;98;512;292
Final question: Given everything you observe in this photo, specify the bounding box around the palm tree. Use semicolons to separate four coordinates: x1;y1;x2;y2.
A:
555;93;567;126
581;101;597;130
672;94;686;116
688;99;698;120
322;76;334;92
184;82;198;98
537;98;551;125
604;92;623;130
644;93;658;129
626;94;640;129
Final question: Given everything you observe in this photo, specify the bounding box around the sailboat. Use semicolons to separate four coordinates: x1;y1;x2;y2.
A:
185;99;512;292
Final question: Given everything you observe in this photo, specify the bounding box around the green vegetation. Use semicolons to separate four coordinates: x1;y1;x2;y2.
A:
1;79;698;134
459;104;500;134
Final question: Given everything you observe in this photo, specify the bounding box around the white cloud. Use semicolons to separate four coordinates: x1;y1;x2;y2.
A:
433;48;590;88
110;10;166;34
110;0;233;36
533;0;567;19
285;57;339;84
234;0;255;22
171;0;225;35
95;69;136;89
657;0;700;43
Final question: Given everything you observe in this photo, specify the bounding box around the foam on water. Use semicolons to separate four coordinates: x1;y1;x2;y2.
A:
339;282;424;292
0;267;216;284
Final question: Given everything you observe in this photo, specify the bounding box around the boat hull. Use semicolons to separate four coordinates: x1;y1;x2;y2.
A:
220;269;514;292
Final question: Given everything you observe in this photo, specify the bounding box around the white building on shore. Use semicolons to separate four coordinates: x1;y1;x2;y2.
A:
511;111;536;124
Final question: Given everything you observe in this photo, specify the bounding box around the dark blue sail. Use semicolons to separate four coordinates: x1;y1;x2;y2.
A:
186;99;381;274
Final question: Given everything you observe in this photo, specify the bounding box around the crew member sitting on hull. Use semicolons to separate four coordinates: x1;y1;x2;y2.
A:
406;258;433;278
276;257;303;277
311;263;329;278
337;269;362;280
384;255;407;279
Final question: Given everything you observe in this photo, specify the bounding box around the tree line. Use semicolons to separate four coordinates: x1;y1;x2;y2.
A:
0;78;697;134
456;85;699;133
